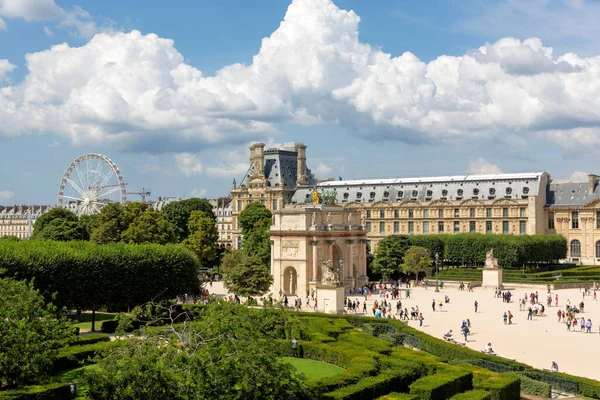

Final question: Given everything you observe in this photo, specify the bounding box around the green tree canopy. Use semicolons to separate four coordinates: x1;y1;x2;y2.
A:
31;207;78;237
0;277;73;388
121;209;176;245
182;210;218;267
84;303;311;400
34;218;88;241
402;246;433;280
221;250;273;297
238;202;272;235
372;235;411;278
163;198;216;242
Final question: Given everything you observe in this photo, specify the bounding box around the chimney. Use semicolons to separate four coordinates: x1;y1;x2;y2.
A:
249;143;265;177
589;174;599;194
296;142;308;186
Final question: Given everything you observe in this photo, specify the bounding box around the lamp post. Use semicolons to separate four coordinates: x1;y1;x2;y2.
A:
434;252;440;292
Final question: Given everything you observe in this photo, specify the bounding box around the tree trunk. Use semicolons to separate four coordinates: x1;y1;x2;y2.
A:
91;309;96;332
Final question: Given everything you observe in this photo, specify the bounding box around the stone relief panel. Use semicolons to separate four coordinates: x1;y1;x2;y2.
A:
282;240;300;258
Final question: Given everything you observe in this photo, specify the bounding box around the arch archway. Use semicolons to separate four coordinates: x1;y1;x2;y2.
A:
283;267;298;296
332;244;344;278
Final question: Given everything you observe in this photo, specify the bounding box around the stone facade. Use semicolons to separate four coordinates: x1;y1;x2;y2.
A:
230;142;315;249
0;205;52;239
212;197;233;249
270;205;368;297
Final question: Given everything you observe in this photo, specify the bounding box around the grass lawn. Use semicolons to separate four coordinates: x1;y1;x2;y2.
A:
72;312;118;331
281;356;346;381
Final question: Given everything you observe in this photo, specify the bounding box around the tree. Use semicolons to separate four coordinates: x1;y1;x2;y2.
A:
121;209;176;245
90;203;128;244
402;246;433;280
79;213;102;238
238;202;272;235
221;250;273;297
182;210;218;267
34;218;88;241
0;277;73;388
372;235;411;278
31;207;78;239
163;198;216;242
84;303;311;400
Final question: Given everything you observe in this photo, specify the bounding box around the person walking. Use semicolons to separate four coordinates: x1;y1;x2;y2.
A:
586;319;592;333
527;307;533;321
474;300;479;313
419;313;424;327
508;311;513;325
555;294;559;307
503;312;508;325
432;299;436;312
567;318;571;331
580;317;586;332
292;337;299;357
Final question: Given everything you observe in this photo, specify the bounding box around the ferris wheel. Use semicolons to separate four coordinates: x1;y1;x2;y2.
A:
57;153;127;215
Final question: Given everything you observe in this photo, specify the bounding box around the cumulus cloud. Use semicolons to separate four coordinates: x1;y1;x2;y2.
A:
2;0;600;151
0;0;96;37
570;171;589;181
191;188;207;198
0;190;15;201
467;157;503;175
314;162;333;177
174;153;203;177
0;17;6;31
0;59;15;81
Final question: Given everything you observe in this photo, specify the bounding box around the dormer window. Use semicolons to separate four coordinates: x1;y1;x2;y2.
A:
343;192;349;199
506;187;512;195
397;190;404;199
383;191;389;198
473;188;479;196
523;187;530;195
411;190;418;198
370;192;376;199
356;192;362;199
426;190;433;197
441;189;448;197
457;189;463;197
489;188;496;196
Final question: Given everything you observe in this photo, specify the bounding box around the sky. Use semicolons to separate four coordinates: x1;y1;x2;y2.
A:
2;0;600;205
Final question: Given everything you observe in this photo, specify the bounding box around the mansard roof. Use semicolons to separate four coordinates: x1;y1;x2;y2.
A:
291;172;545;205
239;146;315;190
546;179;600;209
0;205;52;219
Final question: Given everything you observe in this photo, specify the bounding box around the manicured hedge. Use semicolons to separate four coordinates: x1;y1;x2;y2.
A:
377;394;419;400
74;334;110;346
505;372;551;398
472;370;520;400
409;369;473;400
449;390;492;400
0;382;71;400
53;341;117;373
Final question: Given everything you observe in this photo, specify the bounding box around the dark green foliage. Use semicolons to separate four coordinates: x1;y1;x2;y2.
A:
222;202;273;296
0;236;19;242
84;303;312;400
472;371;520;400
52;341;117;373
408;235;445;262
409;369;473;400
74;335;111;346
31;208;78;239
0;278;74;388
449;390;492;399
373;235;411;277
182;210;218;268
163;198;216;242
0;382;71;400
31;208;88;242
0;240;201;317
505;372;551;398
402;246;433;280
120;209;176;244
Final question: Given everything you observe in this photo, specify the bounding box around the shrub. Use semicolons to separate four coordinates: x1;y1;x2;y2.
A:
74;334;110;346
337;331;392;355
0;382;71;400
377;393;419;400
449;390;492;400
505;372;551;398
472;370;520;400
53;341;117;373
409;369;473;400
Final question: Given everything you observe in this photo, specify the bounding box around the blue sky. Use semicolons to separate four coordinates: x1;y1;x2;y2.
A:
1;0;600;205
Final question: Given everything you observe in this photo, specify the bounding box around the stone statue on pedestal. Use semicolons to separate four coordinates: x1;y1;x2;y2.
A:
347;213;353;225
320;260;340;285
311;212;317;227
485;249;499;269
326;212;332;225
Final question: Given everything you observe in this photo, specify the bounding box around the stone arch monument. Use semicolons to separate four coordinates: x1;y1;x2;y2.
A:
270;204;368;312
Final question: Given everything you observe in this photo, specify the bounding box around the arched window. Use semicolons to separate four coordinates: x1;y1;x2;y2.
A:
571;240;581;257
596;241;600;259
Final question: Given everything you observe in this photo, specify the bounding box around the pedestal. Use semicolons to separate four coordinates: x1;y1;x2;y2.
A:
482;268;503;289
316;284;345;314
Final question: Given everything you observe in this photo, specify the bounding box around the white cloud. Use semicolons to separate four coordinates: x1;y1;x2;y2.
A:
0;190;15;201
174;153;203;177
0;0;96;38
467;157;503;175
2;0;600;151
191;188;207;198
570;171;589;181
0;17;6;31
314;162;333;177
0;59;15;81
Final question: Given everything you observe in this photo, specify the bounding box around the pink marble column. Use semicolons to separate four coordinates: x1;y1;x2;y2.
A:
361;240;367;276
328;241;334;262
348;240;354;278
311;240;318;281
270;241;274;274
